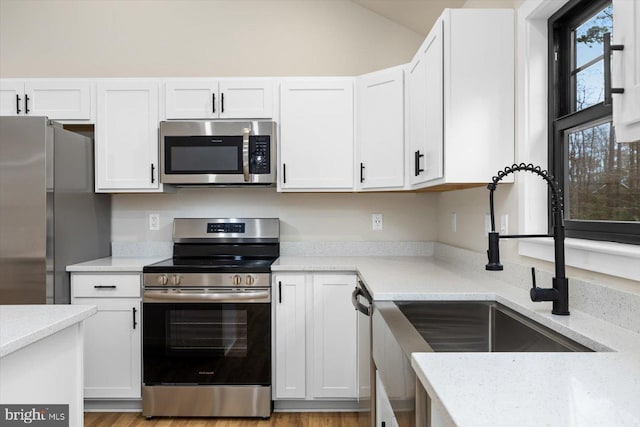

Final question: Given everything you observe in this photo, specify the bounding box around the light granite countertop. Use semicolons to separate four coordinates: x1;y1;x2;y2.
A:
66;256;168;272
0;304;97;358
274;255;640;426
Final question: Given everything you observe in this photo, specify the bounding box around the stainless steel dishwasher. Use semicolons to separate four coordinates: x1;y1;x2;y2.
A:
352;280;374;427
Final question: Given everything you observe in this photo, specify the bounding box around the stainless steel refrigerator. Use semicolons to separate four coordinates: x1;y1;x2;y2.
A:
0;116;111;304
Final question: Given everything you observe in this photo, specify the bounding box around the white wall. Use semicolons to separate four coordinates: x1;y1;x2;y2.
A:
0;0;439;244
0;0;423;77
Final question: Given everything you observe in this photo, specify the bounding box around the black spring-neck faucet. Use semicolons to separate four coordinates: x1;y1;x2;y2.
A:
486;163;569;316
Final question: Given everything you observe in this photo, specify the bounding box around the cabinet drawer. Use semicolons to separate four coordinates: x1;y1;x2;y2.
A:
71;274;141;298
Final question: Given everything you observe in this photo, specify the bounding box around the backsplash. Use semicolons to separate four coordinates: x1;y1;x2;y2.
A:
433;243;640;335
111;189;437;243
111;240;434;258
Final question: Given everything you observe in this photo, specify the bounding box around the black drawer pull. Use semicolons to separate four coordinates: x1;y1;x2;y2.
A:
93;285;117;289
16;94;21;114
132;307;138;329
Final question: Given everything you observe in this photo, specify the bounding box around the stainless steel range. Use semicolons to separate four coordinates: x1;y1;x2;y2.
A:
141;218;279;419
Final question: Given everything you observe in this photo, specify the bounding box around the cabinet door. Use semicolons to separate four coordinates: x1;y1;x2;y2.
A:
165;80;218;119
311;274;357;398
274;274;307;399
407;20;443;186
357;67;405;190
280;80;354;190
612;0;640;142
95;81;160;191
73;298;141;399
219;79;273;119
24;80;92;120
0;80;24;116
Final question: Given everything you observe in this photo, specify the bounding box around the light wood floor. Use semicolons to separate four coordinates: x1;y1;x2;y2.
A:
84;412;359;427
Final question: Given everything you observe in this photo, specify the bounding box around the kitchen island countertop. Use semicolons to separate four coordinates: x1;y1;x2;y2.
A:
0;304;96;358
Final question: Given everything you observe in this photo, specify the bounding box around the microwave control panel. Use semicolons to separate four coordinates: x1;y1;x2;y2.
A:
250;136;271;174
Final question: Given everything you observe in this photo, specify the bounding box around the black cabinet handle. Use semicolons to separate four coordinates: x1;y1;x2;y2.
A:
360;163;365;183
414;150;425;176
16;94;21;114
221;93;224;113
282;163;287;184
212;93;216;113
604;32;625;105
132;307;138;329
151;163;155;183
278;281;282;303
93;285;116;289
24;94;30;114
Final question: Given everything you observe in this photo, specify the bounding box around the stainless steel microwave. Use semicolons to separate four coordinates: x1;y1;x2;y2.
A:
160;120;276;185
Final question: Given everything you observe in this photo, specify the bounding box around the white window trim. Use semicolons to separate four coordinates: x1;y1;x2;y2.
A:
517;0;640;282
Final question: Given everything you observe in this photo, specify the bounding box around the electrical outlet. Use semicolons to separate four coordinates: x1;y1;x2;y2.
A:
500;214;509;235
149;213;160;231
372;213;383;231
451;212;457;233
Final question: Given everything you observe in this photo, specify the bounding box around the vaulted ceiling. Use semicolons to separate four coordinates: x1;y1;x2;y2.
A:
350;0;467;35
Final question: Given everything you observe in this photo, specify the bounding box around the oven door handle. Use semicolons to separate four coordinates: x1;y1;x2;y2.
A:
242;127;250;182
144;289;270;303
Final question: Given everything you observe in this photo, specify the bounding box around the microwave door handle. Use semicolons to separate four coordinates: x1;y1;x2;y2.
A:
242;127;250;182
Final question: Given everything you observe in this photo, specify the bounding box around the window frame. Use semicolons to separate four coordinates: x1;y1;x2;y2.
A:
548;0;640;245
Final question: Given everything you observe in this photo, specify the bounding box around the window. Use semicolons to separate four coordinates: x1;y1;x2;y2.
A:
549;0;640;244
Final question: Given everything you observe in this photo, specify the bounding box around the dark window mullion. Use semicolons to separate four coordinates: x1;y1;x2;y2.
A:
571;54;604;75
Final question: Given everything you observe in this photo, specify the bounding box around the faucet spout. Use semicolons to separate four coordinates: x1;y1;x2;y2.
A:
486;163;570;316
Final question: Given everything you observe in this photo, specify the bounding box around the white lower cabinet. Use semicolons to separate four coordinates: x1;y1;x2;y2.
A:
71;273;142;399
274;272;357;401
376;371;399;427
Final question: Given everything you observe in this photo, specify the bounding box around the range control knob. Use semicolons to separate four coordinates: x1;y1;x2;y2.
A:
171;275;181;286
158;275;168;286
246;275;255;285
232;275;242;285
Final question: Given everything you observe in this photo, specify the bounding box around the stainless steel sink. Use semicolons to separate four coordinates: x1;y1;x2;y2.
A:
394;300;592;353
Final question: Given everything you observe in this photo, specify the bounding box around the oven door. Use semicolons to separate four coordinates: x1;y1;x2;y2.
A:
143;291;271;386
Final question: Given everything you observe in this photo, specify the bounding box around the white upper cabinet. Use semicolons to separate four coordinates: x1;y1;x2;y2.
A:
612;0;640;142
163;79;273;119
164;80;218;119
356;66;405;190
407;9;515;189
279;79;354;191
0;79;92;120
218;79;273;119
407;20;444;186
95;80;163;192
